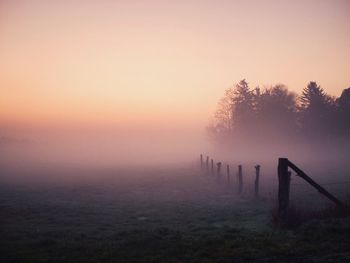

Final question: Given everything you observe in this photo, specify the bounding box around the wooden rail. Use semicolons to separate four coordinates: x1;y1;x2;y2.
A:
278;157;345;216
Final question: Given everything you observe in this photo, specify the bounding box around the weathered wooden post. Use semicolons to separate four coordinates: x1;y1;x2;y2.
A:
206;156;209;172
226;164;230;185
211;159;214;175
254;165;260;198
278;158;290;218
216;162;222;176
238;165;243;194
200;154;203;168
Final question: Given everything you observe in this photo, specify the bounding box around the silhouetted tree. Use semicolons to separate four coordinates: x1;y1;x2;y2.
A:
209;80;298;145
207;87;235;141
208;79;255;141
231;79;256;135
299;81;335;139
335;87;350;137
255;84;298;139
209;79;350;155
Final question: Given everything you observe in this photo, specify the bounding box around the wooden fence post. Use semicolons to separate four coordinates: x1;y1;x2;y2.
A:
217;162;222;176
238;165;243;194
211;159;214;175
227;164;230;185
206;156;209;172
278;158;290;217
254;165;260;198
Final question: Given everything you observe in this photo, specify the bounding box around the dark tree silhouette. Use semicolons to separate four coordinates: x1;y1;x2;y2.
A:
335;87;350;137
209;79;350;155
207;87;235;142
208;80;298;150
230;79;256;136
255;84;298;139
299;81;335;139
207;79;255;141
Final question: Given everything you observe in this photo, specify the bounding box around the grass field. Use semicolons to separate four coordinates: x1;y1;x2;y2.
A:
1;164;350;263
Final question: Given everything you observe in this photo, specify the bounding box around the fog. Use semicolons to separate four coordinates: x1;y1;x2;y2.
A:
0;125;209;171
1;1;350;261
3;101;350;263
2;122;349;174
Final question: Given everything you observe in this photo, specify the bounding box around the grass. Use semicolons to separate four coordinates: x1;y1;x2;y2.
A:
1;165;350;262
271;201;350;228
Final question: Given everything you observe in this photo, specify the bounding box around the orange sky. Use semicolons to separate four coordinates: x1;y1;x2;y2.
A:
1;0;350;133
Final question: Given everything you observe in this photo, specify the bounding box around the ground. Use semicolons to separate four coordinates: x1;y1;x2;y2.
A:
1;165;350;262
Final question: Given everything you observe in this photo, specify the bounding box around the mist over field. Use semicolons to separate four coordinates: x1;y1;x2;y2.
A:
1;0;350;262
0;128;205;168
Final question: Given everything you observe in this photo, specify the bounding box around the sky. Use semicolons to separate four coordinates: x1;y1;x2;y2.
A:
0;0;349;148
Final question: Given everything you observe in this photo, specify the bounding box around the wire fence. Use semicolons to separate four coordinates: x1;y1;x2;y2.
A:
198;154;350;209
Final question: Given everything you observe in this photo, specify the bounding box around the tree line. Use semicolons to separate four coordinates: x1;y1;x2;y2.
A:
208;80;350;150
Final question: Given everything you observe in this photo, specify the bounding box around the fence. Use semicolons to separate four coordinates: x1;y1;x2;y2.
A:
199;154;349;222
199;154;261;198
277;157;347;218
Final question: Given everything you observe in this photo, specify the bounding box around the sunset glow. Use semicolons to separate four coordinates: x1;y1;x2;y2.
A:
1;0;349;146
2;2;350;261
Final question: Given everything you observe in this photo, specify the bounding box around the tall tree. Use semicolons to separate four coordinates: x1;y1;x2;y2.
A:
207;87;235;139
299;81;335;138
208;79;256;142
231;79;255;134
255;84;298;139
335;87;350;137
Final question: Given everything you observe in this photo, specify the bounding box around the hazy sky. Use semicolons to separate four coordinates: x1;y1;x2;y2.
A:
1;0;349;134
